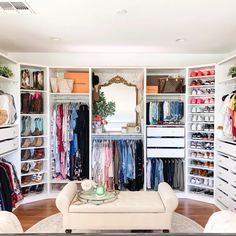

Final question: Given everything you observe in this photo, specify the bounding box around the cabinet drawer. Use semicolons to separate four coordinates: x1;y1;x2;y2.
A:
216;153;230;170
216;165;229;182
147;138;185;148
147;127;184;137
216;141;236;157
229;198;236;212
216;177;228;194
215;189;229;208
0;138;18;155
147;148;185;158
228;185;236;201
0;126;18;141
229;157;236;174
229;172;236;187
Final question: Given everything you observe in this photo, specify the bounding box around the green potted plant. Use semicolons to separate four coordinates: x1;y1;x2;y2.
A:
228;66;236;78
0;65;13;78
92;92;116;133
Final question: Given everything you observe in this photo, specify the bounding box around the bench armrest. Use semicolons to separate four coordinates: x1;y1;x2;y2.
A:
55;182;77;213
158;182;178;212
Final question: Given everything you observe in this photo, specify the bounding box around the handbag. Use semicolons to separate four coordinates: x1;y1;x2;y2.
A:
159;77;184;93
50;77;59;93
58;78;74;93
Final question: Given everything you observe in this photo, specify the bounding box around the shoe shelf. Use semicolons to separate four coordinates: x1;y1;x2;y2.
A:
189;174;214;180
188;112;214;115
189;139;214;143
189;75;215;79
189;103;215;106
21;181;47;188
189;85;215;88
146;93;186;96
21;135;47;139
188;121;214;124
188;157;214;162
0;123;18;128
21;158;47;163
21;146;47;150
188;131;214;134
189;190;214;198
188;183;214;190
50;179;82;183
189;148;214;152
20;113;47;116
21;171;46;177
50;92;89;96
20;89;47;93
188;94;215;97
188;165;214;171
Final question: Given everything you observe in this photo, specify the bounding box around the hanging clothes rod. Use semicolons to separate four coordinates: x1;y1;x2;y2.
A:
92;133;144;140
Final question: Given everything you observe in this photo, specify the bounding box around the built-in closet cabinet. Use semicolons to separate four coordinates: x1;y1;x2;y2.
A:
215;55;236;212
0;53;20;177
145;68;186;192
19;64;49;202
186;64;216;202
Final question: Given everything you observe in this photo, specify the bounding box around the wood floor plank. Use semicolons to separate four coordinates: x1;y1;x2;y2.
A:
13;198;219;232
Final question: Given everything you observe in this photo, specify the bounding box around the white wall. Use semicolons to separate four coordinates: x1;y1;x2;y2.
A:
8;52;226;67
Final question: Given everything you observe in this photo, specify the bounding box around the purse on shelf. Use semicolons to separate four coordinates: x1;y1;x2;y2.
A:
159;77;184;93
50;77;74;93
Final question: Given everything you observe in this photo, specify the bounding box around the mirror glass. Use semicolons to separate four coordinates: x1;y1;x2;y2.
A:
100;83;137;132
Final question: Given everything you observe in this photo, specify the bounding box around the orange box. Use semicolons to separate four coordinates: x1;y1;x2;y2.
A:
64;72;89;93
146;85;158;94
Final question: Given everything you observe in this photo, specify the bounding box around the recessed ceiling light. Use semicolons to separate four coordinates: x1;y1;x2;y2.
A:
116;9;127;15
50;37;61;41
176;38;186;43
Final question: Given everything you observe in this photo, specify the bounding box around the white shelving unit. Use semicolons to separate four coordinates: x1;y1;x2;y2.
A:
19;63;49;201
186;64;216;200
48;67;90;193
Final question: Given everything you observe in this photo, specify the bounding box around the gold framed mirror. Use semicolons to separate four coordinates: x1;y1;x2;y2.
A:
98;75;138;132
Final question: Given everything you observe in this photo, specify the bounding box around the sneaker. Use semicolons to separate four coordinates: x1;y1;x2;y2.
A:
203;106;210;113
192;123;197;131
191;98;197;104
204;179;209;186
204;143;211;150
192;115;197;122
210;143;214;150
192;89;197;95
191;141;197;148
196;133;202;139
191;178;196;184
205;116;210;122
191;107;197;113
209;116;214;122
197;115;203;122
196;142;203;149
192;133;197;139
210;106;214;113
197;123;203;131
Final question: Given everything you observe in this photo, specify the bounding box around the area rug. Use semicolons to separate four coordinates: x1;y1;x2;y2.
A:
26;212;203;233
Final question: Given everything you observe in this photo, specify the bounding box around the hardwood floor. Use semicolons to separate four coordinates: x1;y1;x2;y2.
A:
14;198;219;232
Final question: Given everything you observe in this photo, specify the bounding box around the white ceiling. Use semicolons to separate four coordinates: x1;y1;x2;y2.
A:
0;0;236;53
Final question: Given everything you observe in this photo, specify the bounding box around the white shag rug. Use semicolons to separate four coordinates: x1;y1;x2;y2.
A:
26;212;203;233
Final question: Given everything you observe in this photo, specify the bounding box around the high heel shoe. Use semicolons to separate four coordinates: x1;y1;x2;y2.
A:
21;149;31;161
32;148;45;160
21;163;31;174
22;187;30;195
32;161;43;172
21;138;31;148
30;185;37;193
21;175;31;185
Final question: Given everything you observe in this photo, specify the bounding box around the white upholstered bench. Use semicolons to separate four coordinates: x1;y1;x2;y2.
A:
56;182;178;233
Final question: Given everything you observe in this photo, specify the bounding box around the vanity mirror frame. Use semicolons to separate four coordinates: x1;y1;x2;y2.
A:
98;75;138;125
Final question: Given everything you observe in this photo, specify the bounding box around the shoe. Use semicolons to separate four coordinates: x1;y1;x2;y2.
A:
197;123;203;131
191;80;197;86
30;185;37;193
204;152;209;159
204;143;211;150
209;98;214;104
191;178;196;184
209;162;214;168
204;124;210;132
191;98;197;104
36;184;44;194
203;106;210;113
192;133;197;139
34;93;44;114
21;138;31;148
21;149;31;161
192;123;197;131
209;153;214;159
196;133;202;139
210;106;214;113
197;89;204;95
205;116;210;122
191;107;197;113
31;137;44;147
32;148;45;160
191;152;197;158
209;134;214;141
21;117;32;136
197;152;203;158
32;118;44;136
22;187;30;196
209;116;214;122
21;93;31;114
196;107;202;113
209;179;214;187
32;161;43;172
191;141;197;148
204;179;209;186
21;175;31;185
196;178;203;185
192;115;197;122
197;115;203;122
196;142;203;149
21;163;31;174
197;98;204;104
210;124;214;132
192;89;197;95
